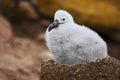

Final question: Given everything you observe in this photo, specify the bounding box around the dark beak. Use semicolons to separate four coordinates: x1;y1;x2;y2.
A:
48;20;59;32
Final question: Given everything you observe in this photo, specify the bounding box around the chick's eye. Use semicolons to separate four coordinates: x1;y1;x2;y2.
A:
62;18;65;21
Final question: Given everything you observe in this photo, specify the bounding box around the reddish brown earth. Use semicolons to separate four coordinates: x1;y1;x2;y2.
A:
40;57;120;80
0;37;53;80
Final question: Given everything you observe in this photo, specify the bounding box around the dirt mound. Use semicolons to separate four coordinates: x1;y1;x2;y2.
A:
40;57;120;80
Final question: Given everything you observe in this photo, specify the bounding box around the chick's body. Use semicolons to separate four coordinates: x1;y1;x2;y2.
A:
45;10;108;64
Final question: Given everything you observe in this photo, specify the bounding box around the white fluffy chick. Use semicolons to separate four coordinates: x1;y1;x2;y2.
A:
45;10;108;64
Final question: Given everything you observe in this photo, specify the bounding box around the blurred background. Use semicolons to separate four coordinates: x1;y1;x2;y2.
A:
0;0;120;80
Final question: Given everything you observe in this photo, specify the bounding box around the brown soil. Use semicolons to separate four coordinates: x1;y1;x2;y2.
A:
40;57;120;80
0;37;52;80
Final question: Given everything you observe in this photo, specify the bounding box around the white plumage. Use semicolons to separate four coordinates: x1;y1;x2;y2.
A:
45;10;108;64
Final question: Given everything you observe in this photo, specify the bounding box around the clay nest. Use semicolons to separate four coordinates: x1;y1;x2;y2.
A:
40;57;120;80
